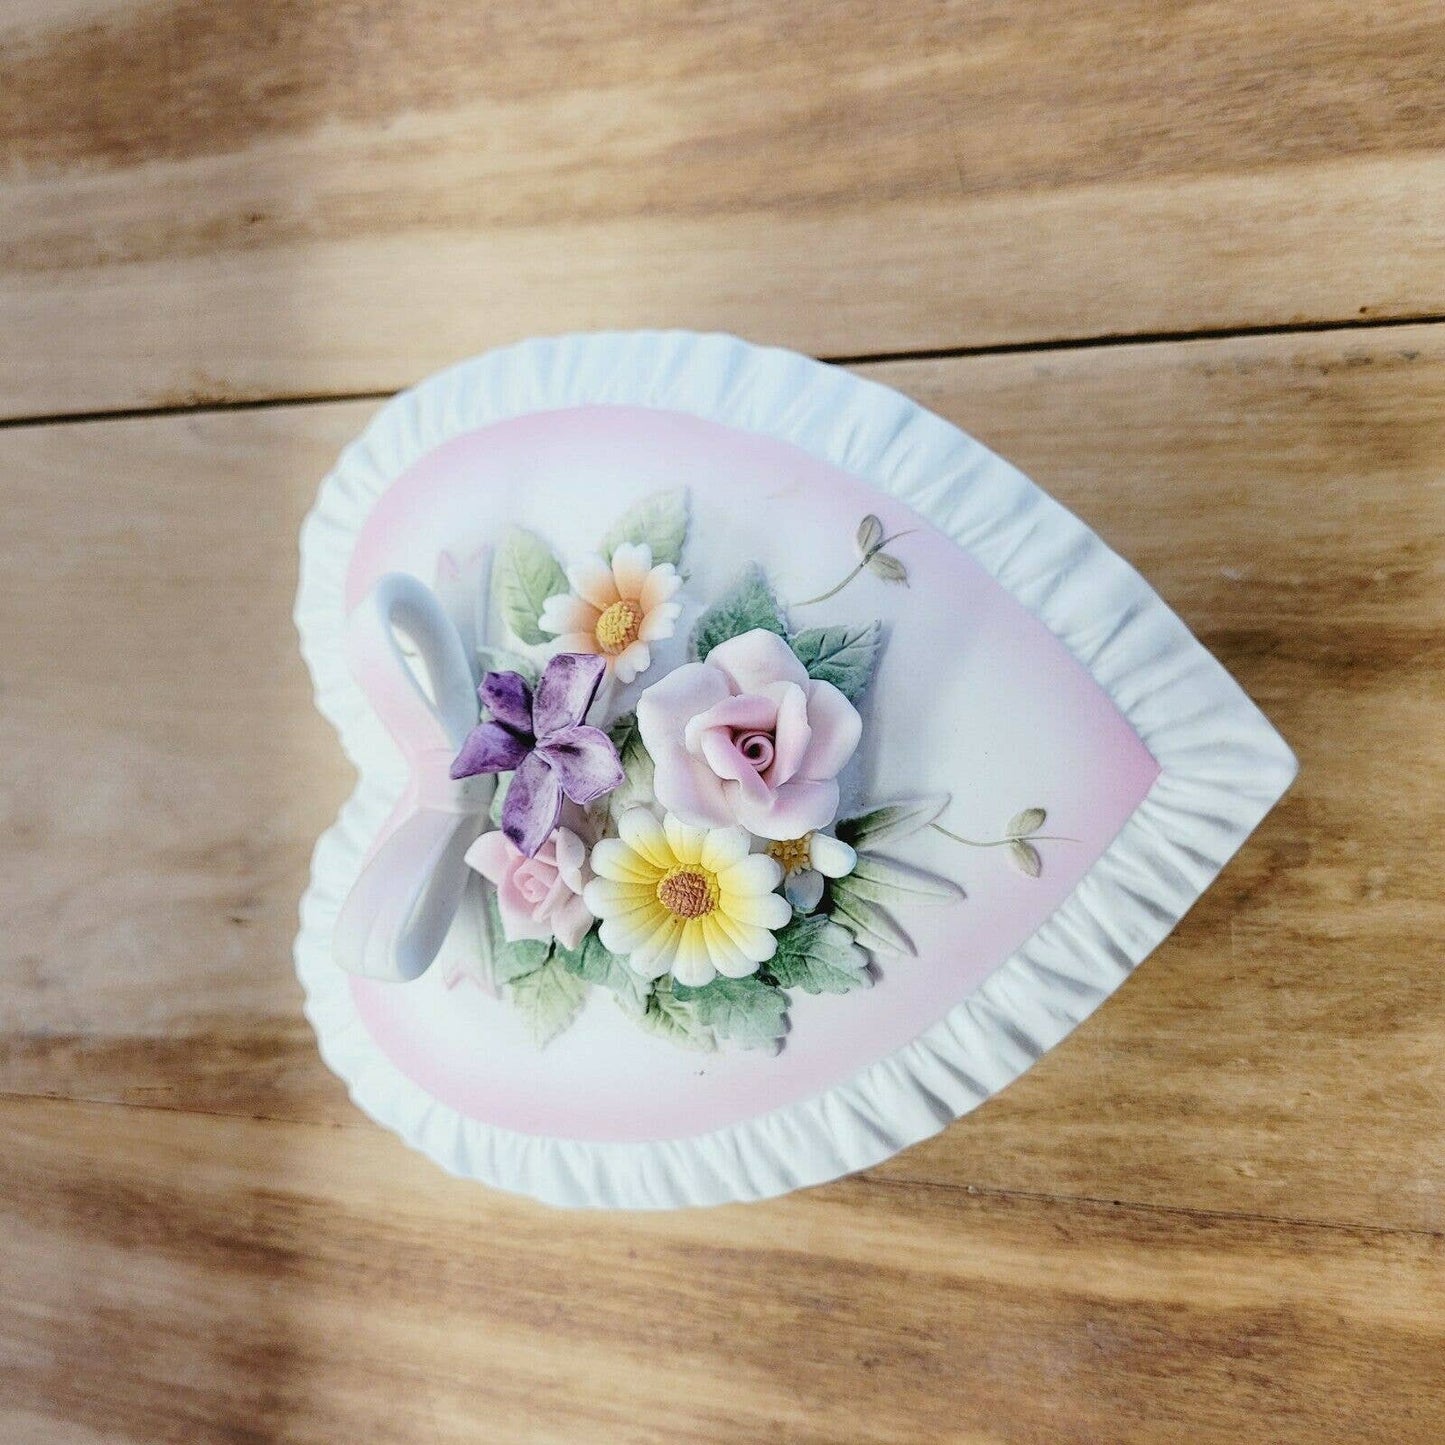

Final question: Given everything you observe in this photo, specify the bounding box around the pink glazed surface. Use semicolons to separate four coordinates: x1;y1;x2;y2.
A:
343;405;1159;1143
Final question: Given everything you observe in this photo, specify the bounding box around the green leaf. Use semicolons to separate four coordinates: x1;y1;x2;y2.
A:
691;567;786;660
508;955;588;1047
487;771;514;829
849;853;964;903
1009;839;1043;878
492;527;569;647
673;975;788;1049
607;711;656;814
829;879;916;956
788;621;883;702
762;914;871;995
837;794;950;849
599;488;689;568
636;987;716;1052
485;892;551;982
1008;807;1046;838
476;645;539;686
555;931;650;1018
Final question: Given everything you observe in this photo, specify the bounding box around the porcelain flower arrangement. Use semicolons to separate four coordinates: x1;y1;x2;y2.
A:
437;489;1050;1052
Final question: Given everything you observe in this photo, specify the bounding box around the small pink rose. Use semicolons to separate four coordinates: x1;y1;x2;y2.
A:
636;629;862;840
464;823;595;951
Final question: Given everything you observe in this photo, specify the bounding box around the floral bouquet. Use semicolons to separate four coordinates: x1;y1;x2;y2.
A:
418;487;1057;1055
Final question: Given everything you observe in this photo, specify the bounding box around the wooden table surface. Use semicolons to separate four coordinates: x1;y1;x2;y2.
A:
3;3;1442;1440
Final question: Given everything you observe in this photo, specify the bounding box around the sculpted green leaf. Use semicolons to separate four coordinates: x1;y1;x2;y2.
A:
476;645;539;686
1008;807;1046;838
492;527;569;646
788;621;883;702
488;770;513;828
691;567;786;660
829;879;916;956
599;488;689;567
636;987;717;1052
508;955;588;1047
837;795;950;849
485;892;552;983
607;711;657;814
555;931;650;1017
673;974;788;1048
763;914;871;995
848;853;964;903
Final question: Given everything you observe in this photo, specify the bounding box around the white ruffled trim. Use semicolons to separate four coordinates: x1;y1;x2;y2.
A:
294;331;1296;1210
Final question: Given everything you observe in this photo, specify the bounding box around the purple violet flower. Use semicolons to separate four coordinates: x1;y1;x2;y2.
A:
450;652;624;858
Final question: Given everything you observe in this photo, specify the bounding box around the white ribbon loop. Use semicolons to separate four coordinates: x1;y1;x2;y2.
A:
332;573;490;981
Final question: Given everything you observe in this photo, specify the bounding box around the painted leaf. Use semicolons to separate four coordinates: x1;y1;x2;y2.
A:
555;931;650;1017
867;551;908;584
763;914;872;995
477;645;539;686
855;514;884;557
492;527;569;647
837;794;950;849
673;975;789;1049
1008;807;1046;837
1010;839;1044;878
849;853;964;903
599;488;690;567
636;988;717;1052
690;566;786;660
508;955;588;1047
607;711;657;814
788;621;884;702
829;879;916;956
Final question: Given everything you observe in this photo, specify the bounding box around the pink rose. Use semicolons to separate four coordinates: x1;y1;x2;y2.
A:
636;629;862;840
464;823;594;950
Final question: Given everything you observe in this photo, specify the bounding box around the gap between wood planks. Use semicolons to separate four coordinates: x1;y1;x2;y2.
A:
2;311;1442;432
5;1086;1442;1243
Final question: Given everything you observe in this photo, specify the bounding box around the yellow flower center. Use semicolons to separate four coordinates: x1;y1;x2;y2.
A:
594;598;644;655
766;834;814;874
656;866;719;920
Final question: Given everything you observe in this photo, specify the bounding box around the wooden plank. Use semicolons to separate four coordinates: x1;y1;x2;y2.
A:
1;324;1442;1234
1;2;1443;417
1;1095;1441;1444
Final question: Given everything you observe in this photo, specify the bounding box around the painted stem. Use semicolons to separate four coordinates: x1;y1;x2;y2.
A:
930;824;1080;848
794;531;914;606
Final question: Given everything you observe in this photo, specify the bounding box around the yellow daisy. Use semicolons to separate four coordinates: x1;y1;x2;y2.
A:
583;810;792;986
537;542;683;685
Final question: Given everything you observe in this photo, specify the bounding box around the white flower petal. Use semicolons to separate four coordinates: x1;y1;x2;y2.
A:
809;834;857;878
717;853;784;897
639;564;682;612
538;594;600;636
663;813;707;865
568;555;620;610
610;542;654;598
711;909;779;964
670;922;716;986
618;808;673;869
724;889;793;931
631;913;684;977
699;826;752;873
638;601;681;643
582;875;654;917
613;640;651;684
588;838;658;884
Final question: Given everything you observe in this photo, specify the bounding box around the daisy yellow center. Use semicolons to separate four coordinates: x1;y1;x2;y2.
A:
595;598;644;655
655;866;719;920
767;834;814;874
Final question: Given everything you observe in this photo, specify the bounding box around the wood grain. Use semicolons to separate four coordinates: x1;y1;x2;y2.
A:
2;1;1443;418
2;324;1441;1240
2;1095;1442;1445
